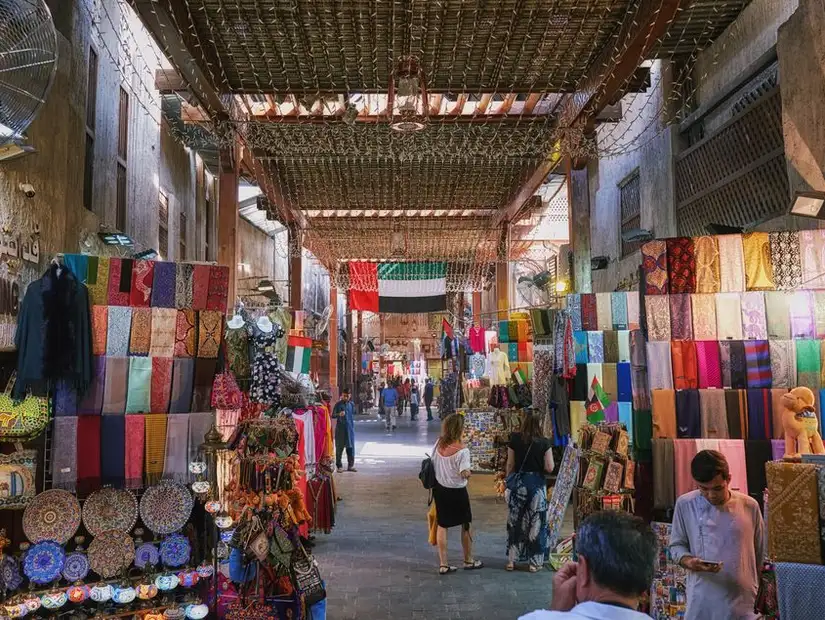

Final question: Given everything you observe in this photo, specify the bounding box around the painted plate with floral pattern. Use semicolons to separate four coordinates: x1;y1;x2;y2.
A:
0;555;23;592
61;552;89;582
135;543;160;569
23;541;65;584
159;534;191;568
88;530;135;579
22;489;81;544
82;488;138;536
139;482;193;535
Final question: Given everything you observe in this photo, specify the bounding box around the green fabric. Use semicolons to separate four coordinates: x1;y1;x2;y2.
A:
499;320;509;343
268;305;293;365
632;409;653;451
377;261;446;280
125;357;152;414
796;339;821;373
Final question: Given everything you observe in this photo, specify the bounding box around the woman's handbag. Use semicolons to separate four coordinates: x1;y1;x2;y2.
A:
291;547;326;606
0;373;50;441
505;440;533;492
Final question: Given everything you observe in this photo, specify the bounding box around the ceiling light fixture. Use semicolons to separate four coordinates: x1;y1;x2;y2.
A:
789;190;825;220
389;56;427;133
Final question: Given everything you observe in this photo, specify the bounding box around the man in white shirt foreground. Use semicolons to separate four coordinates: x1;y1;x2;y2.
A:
519;511;657;620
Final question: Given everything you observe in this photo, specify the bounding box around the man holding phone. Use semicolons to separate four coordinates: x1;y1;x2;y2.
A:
670;450;765;620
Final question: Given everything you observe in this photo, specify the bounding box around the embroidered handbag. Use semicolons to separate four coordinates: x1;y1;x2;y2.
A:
211;370;242;410
291;548;326;606
0;373;50;441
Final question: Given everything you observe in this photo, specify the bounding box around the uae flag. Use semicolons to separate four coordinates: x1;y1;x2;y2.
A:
285;335;312;375
348;261;447;313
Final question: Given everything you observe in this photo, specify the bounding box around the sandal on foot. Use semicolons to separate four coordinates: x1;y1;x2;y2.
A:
528;565;540;573
505;562;515;572
463;560;484;570
439;565;457;575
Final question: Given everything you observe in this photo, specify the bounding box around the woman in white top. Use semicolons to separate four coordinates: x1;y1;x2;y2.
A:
432;414;484;575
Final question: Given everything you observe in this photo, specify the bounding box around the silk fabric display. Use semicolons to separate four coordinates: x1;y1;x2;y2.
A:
87;257;110;306
151;357;173;413
746;389;773;440
645;295;671;341
766;462;823;565
642;240;669;294
765;292;791;339
725;389;749;440
82;487;138;536
744;341;772;389
652;390;677;438
694;235;721;293
610;293;628;330
91;305;108;355
669;294;693;340
573;331;588;364
206;265;230;311
151;262;177;308
580;294;598;331
675;390;701;438
23;541;65;584
799;229;825;289
646;341;673;390
567;294;582;330
107;258;132;306
790;290;816;339
595;293;613;331
174;309;197;357
130;259;155;306
715;293;744;340
197;311;222;358
175;263;195;309
125;357;153;414
139;481;194;534
22;489;81;544
768;232;802;290
149;308;177;357
717;234;746;292
728;341;748;389
671;341;698;390
666;237;696;294
796;339;822;393
129;307;153;355
690;294;717;340
695;340;722;389
102;356;129;414
742;232;775;290
88;530;135;578
125;414;145;489
587;331;604;363
740;292;768;340
699;389;729;438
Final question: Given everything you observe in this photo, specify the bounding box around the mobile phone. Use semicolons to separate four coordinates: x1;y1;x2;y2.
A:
701;560;723;569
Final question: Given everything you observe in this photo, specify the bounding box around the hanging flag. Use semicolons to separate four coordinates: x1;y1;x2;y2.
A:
347;261;447;313
285;335;312;375
590;376;612;409
585;393;606;423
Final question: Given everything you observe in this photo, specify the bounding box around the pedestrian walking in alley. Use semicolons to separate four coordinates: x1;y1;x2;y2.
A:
424;377;435;421
410;381;420;421
381;382;399;430
333;389;357;473
431;413;483;575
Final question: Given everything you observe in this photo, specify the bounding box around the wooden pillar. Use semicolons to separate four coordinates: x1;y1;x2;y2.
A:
496;225;510;320
472;291;482;326
329;284;338;402
568;159;593;293
218;147;239;311
289;225;303;312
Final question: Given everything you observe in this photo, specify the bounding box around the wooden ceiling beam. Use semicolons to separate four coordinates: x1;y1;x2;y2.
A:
523;93;542;115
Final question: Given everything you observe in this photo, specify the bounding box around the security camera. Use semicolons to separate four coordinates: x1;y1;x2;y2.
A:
18;183;35;198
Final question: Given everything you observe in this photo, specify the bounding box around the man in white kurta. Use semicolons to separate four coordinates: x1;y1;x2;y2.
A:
669;450;765;620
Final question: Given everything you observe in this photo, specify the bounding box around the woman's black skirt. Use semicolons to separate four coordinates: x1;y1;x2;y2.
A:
432;483;472;528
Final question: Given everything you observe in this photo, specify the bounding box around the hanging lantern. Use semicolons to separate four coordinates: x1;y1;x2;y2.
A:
199;423;226;500
389;56;428;132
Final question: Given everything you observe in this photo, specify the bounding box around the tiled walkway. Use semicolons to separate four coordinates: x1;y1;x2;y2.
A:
313;411;557;619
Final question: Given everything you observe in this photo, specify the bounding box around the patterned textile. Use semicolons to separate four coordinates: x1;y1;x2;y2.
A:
573;331;589;364
78;356;106;416
91;305;108;355
690;294;717;340
766;462;823;564
125;357;152;414
54;380;78;416
666;237;696;294
603;331;619;363
796;339;822;393
729;341;748;389
630;330;651;411
770;340;797;389
815;292;825;338
197;310;222;358
744;340;772;388
652;389;677;438
740;291;768;339
725;389;748;439
149;308;177;357
125;414;145;489
150;357;173;414
669;294;693;340
106;306;132;356
586;331;604;363
547;444;579;551
800;229;825;289
610;293;628;330
532;347;553;415
130;259;154;306
694;235;721;293
506;472;549;567
715;293;744;340
206;265;230;312
87;257;110;306
699;389;728;438
129;307;152;356
695;340;722;389
170;358;195;413
775;562;825;620
150;262;177;308
580;294;598;331
676;389;701;438
765;291;791;339
595;293;612;331
102;357;128;415
107;258;130;306
641;240;669;294
626;292;641;329
719;341;733;388
790;290;816;339
746;388;772;440
144;414;169;485
52;416;78;491
717;234;746;292
225;326;251;380
174;309;197;358
175;263;194;309
646;341;674;390
645;295;671;341
742;232;775;290
770;231;802;290
191;264;211;310
671;340;698;390
567;294;582;331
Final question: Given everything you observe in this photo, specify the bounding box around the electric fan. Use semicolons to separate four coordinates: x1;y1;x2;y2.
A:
0;0;58;145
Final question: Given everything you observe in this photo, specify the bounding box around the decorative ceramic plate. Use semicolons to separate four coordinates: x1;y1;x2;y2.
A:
23;541;65;584
139;482;193;535
159;534;191;568
135;543;160;569
88;530;135;578
0;555;23;591
22;489;81;544
61;552;90;582
82;488;138;536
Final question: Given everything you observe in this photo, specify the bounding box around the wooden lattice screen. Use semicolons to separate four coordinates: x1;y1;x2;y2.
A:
675;87;788;236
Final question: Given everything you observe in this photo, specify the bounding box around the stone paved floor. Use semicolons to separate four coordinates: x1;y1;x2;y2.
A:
312;410;564;620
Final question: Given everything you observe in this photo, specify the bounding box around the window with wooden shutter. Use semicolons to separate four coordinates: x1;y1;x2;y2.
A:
159;191;169;259
179;211;187;260
83;48;98;211
619;169;641;258
117;87;129;161
116;163;127;232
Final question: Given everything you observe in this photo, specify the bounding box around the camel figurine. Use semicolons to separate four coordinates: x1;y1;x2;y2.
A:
781;386;825;459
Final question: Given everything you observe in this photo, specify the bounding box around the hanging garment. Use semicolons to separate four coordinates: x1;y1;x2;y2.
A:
746;389;773;440
580;294;598;331
175;263;194;309
673;439;700;498
671;340;698;390
225;325;251;381
716;439;749;496
169;358;195;413
716;293;744;340
642;240;669;294
206;265;230;311
197;310;223;358
765;291;792;339
699;389;728;439
488;347;512;386
669;294;693;340
87;257;110;306
107;258;131;306
719;341;733;388
587;331;604;363
645;295;671;341
572;364;589;401
78;356;106;416
250;328;282;404
77;415;102;494
796;339;822;393
163;414;190;482
652;439;675;509
52;416;78;491
125;357;152;414
573;331;589;364
643;342;671;391
468;326;486;353
125;414;145;489
666;237;696;294
769;231;802;290
630;330;651;411
191;358;217;412
603;331;619;363
150;357;173;414
567;294;582;331
64;254;88;284
695;340;722;389
191;264;210;311
101;414;126;488
717;234;746;292
694;235;721;293
102;357;128;415
617;330;631;362
149;308;177;358
742;232;775;290
144;414;168;485
741;292;768;340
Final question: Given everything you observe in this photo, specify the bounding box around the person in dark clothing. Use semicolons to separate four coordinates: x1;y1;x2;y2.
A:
410;381;420;421
333;389;357;472
424;378;435;421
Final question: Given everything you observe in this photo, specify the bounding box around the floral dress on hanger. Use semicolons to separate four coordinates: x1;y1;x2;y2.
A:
250;327;282;406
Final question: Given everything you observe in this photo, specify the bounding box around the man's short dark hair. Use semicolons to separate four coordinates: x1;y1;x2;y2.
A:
342;389;350;395
575;511;657;597
691;449;729;483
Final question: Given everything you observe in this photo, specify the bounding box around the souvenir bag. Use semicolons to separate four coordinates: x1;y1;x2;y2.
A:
0;373;50;441
505;441;533;492
291;547;326;606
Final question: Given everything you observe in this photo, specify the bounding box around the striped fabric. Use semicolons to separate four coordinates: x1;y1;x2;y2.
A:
744;340;772;389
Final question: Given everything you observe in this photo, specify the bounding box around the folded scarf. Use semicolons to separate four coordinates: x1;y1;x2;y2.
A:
740;292;768;339
799;229;825;289
499;320;510;344
107;258;130;306
206;265;230;312
796;339;822;393
695;340;722;389
815;292;825;338
64;254;88;283
174;309;197;357
192;358;218;411
130;258;154;306
676;389;701;438
610;293;628;330
77;415;101;494
170;358;195;413
717;234;746;292
91;305;108;356
771;388;789;440
602;363;618;403
596;293;613;331
765;291;791;339
719;341;732;388
567;294;582;331
652;389;677;438
188;411;214;469
573;331;589;364
630;330;651;410
192;264;211;310
715;293;744;340
627;292;641;329
791;290;816;339
769;231;802;290
125;357;152;414
745;340;772;388
150;357;173;413
102;357;128;415
149;308;177;357
645;295;671;341
100;414;126;488
642;240;669;294
633;409;653;451
106;306;132;356
129;307;152;355
54;380;78;417
717;439;749;495
745;439;773;505
723;389;747;439
671;340;698;390
580;294;598;331
144;414;168;485
197;310;223;358
690;294;717;340
669;294;693;340
746;388;773;440
151;261;177;307
776;562;825;620
652;439;675;509
674;439;700;497
646;341;674;390
87;257;110;306
587;331;604;363
666;237;696;294
694;235;721;293
163;413;190;482
52;416;78;491
699;389;728;438
175;263;195;309
617;362;632;402
78;356;106;415
603;331;619;363
729;341;748;389
617;330;631;362
125;414;145;489
572;364;589;401
742;232;775;290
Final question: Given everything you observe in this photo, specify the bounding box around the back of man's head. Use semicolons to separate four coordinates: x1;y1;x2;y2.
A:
575;511;657;599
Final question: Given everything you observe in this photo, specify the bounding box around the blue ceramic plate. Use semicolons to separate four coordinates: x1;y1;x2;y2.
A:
61;552;89;582
23;541;65;584
160;534;191;568
135;542;160;569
